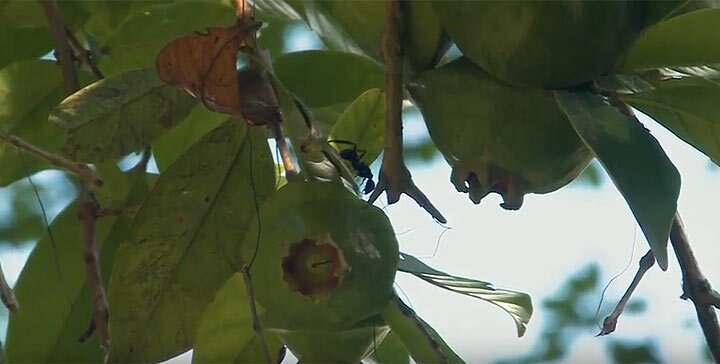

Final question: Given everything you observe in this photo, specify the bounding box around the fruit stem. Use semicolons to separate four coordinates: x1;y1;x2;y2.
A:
369;0;446;223
241;264;273;364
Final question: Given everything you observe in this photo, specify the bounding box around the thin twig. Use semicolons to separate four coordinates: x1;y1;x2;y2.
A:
78;181;110;353
41;0;112;355
670;213;720;362
64;26;105;80
39;0;79;93
241;265;272;364
268;121;299;179
0;260;18;313
597;250;655;336
368;0;446;223
0;131;102;187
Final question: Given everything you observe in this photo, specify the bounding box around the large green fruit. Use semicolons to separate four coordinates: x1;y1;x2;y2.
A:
409;58;593;209
303;0;449;74
242;181;399;330
433;1;651;88
270;316;390;363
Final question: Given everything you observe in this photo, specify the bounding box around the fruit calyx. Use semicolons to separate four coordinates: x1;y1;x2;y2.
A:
282;233;351;302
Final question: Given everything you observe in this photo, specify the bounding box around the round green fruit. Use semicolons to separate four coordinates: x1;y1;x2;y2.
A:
242;181;399;330
433;0;647;88
409;57;593;209
303;0;449;74
270;316;390;363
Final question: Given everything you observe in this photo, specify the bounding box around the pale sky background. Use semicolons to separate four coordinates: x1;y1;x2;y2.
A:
0;18;718;364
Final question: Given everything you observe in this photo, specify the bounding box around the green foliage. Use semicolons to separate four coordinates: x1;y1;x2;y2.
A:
556;91;681;270
381;297;465;364
0;61;89;186
6;171;151;363
193;274;284;363
622;9;720;72
0;1;52;70
621;73;720;165
107;121;274;362
329;88;385;165
50;67;196;162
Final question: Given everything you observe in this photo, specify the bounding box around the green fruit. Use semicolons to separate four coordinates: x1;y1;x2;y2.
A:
409;58;593;209
242;181;399;330
433;0;646;88
271;316;390;363
303;0;449;74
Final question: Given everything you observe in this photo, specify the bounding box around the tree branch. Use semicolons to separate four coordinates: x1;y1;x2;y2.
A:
78;181;110;353
0;259;18;313
670;213;720;362
41;4;112;353
64;26;105;80
39;0;79;94
0;131;103;187
598;250;655;336
368;0;446;223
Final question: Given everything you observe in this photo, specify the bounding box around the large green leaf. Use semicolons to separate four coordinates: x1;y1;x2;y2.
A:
371;331;410;364
0;61;83;186
621;76;720;165
398;253;532;337
329;88;385;165
50;67;196;162
0;1;52;69
381;296;464;364
193;274;284;363
622;9;720;72
152;105;228;172
273;50;384;108
107;120;275;363
555;91;681;270
100;1;234;74
6;171;151;363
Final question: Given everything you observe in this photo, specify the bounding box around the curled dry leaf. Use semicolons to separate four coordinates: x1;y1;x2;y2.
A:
156;22;281;126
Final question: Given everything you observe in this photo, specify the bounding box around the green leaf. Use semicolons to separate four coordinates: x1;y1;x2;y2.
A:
273;50;384;107
6;172;150;363
621;76;720;166
398;253;532;337
622;9;720;72
152;105;228;172
0;1;52;69
555;91;681;270
371;331;410;364
50;67;196;162
0;61;86;186
329;88;385;165
107;120;275;363
193;274;284;364
381;297;464;364
100;1;234;74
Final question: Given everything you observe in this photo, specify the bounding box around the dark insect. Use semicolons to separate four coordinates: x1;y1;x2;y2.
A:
328;140;375;194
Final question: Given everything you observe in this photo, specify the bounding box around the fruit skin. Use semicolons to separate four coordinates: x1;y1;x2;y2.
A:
409;58;593;209
242;181;399;331
433;0;646;88
303;0;449;74
270;316;390;363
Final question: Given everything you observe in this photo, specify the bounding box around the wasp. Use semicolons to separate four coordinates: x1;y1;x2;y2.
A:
328;140;375;194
